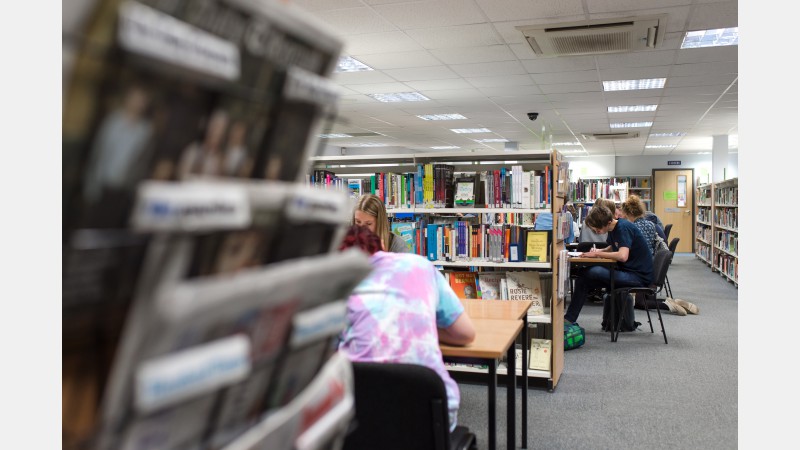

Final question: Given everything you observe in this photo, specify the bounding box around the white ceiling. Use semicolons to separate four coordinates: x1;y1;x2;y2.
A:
290;0;738;157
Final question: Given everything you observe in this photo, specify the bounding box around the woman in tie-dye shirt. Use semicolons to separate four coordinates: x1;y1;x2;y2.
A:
338;225;475;430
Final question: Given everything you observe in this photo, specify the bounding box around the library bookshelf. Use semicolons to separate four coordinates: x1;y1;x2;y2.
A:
695;183;714;267
713;178;738;286
694;178;737;287
569;175;652;210
310;149;569;390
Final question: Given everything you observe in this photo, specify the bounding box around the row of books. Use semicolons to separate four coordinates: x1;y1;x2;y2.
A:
714;186;738;205
714;208;738;229
569;178;629;203
715;230;738;255
390;218;552;263
444;270;546;315
309;165;553;210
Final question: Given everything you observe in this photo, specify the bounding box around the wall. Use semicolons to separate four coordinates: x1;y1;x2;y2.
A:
319;144;739;184
563;153;739;185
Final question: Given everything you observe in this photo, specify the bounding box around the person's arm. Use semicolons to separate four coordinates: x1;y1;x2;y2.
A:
584;245;629;262
438;312;476;346
433;266;476;346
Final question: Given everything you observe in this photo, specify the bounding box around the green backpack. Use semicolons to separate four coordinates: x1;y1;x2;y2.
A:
564;322;585;350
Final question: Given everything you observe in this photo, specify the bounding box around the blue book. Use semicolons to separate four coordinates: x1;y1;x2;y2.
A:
427;223;439;261
391;222;416;254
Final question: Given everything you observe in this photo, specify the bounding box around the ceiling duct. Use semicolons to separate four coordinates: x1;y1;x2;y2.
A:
581;132;640;141
516;15;666;57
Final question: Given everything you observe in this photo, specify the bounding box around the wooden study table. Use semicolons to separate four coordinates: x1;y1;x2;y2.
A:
440;318;523;450
460;299;533;449
569;256;619;341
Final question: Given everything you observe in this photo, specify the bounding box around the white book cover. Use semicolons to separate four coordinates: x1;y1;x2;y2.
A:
533;175;541;208
529;339;551;371
521;171;532;209
477;272;505;300
505;271;544;315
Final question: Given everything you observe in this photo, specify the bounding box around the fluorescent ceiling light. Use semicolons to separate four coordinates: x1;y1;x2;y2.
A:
353;143;389;147
368;92;430;102
319;133;352;138
417;114;467;121
551;141;581;146
610;122;653;128
560;149;585;153
451;128;491;134
335;56;374;72
431;146;460;149
697;152;711;155
650;132;686;137
681;27;739;49
603;78;666;91
608;105;658;113
473;138;508;143
645;144;676;149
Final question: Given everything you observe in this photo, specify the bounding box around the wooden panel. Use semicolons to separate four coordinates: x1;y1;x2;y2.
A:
461;299;532;320
440;318;522;359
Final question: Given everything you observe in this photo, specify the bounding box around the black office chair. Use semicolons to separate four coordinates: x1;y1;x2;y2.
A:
343;362;477;450
575;241;607;252
664;237;679;298
611;248;673;344
663;223;673;241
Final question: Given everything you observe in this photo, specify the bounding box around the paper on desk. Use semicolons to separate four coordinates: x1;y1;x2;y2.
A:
567;251;582;257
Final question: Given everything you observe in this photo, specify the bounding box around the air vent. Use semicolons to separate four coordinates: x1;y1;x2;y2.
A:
581;132;640;141
516;15;666;57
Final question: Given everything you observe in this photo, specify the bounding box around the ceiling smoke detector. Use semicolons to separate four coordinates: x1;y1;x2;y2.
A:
516;15;666;57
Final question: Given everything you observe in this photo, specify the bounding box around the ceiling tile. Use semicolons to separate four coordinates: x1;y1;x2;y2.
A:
372;0;487;29
405;23;504;49
353;51;441;69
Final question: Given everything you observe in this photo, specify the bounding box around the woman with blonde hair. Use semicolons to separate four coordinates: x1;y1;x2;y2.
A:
353;194;410;253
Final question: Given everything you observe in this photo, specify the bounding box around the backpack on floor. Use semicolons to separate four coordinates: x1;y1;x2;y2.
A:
564;322;585;350
601;291;641;332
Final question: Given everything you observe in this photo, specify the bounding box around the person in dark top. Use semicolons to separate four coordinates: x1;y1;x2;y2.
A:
565;204;654;325
643;210;667;241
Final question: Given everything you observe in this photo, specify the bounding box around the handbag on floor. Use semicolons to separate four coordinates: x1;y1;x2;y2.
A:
564;322;585;350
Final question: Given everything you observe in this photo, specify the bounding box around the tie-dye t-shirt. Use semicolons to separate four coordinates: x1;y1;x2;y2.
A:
338;251;465;429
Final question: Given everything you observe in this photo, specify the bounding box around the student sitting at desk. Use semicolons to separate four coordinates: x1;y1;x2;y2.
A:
565;205;653;326
578;198;616;243
337;225;476;431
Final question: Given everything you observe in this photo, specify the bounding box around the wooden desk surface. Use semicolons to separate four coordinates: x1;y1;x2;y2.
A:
460;299;532;321
569;256;616;264
440;318;523;359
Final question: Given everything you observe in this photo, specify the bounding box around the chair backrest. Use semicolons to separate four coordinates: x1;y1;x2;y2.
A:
576;241;606;252
668;237;679;255
663;223;673;241
343;362;453;450
651;248;673;290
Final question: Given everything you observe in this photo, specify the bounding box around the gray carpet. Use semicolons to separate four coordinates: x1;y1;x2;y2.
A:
457;253;738;449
